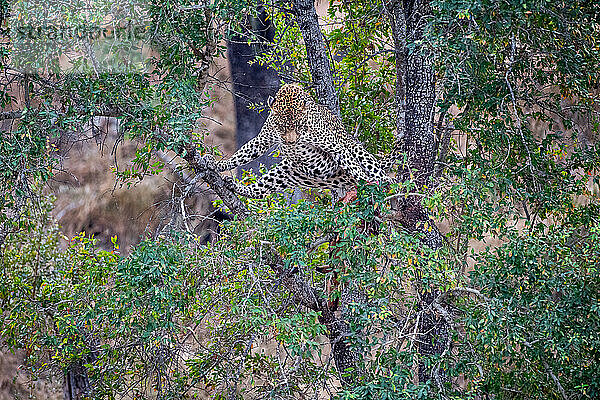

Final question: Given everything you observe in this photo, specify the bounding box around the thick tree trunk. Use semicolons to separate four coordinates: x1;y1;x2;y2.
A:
388;0;449;385
404;0;437;187
320;311;358;385
63;362;91;400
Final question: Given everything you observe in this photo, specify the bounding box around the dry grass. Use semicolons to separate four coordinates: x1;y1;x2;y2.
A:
0;350;62;400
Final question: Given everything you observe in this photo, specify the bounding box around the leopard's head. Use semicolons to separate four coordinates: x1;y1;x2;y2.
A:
270;84;313;143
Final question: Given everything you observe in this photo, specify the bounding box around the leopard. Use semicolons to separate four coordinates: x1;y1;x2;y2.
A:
211;83;394;199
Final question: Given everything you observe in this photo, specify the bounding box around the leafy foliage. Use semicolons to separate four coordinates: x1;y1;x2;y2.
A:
462;224;600;399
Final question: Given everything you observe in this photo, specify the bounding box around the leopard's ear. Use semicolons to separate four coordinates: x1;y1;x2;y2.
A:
267;95;274;109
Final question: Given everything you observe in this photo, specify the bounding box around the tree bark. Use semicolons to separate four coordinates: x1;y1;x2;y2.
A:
388;0;449;386
154;131;249;219
293;0;340;117
63;361;91;400
403;0;437;187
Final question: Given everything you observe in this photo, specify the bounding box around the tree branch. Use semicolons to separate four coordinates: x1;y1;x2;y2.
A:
153;131;248;219
289;1;367;384
542;359;569;400
292;0;340;116
0;106;122;121
262;248;357;385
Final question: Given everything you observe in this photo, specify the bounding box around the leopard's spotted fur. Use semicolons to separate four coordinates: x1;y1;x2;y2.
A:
216;84;392;198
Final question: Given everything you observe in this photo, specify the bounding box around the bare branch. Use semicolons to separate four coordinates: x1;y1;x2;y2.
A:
154;131;248;219
542;360;569;400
